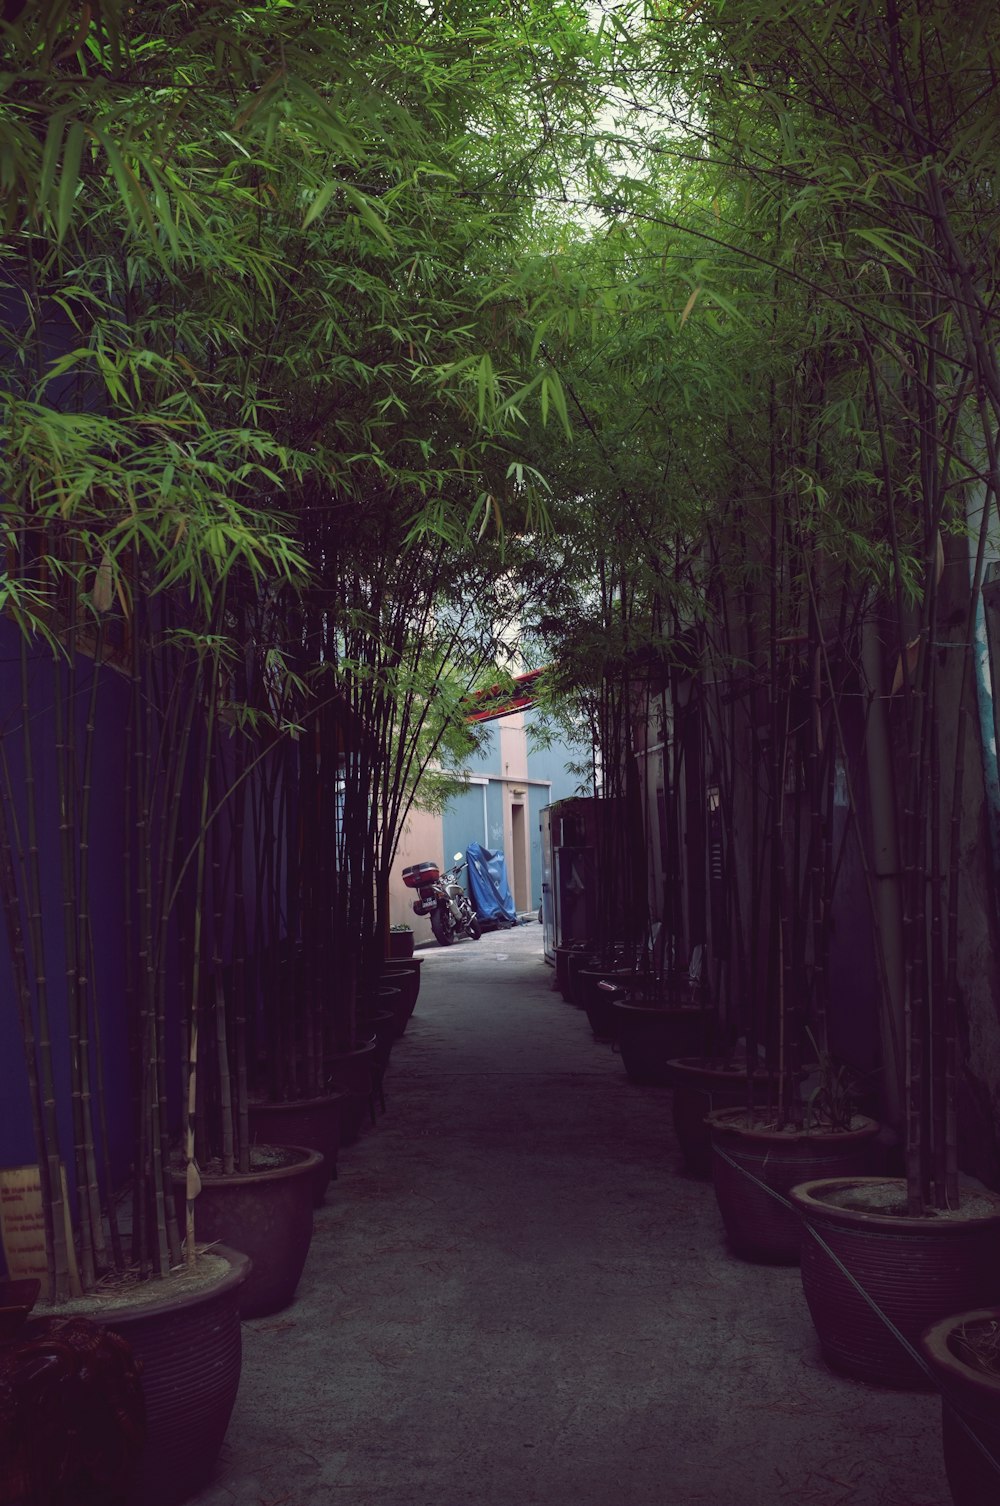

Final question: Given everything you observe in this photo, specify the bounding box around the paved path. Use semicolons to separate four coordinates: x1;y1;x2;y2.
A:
194;924;949;1506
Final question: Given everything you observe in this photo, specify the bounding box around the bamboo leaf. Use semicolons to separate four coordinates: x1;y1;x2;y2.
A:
90;552;115;612
852;228;918;276
302;181;336;229
679;285;701;329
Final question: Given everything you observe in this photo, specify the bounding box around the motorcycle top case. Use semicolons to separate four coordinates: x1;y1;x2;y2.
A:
403;861;440;889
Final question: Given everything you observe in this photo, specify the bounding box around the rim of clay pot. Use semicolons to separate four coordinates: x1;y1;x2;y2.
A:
921;1307;1000;1392
248;1091;345;1112
74;1244;251;1327
706;1108;880;1146
789;1175;1000;1232
668;1056;770;1080
358;1007;396;1027
614;998;712;1016
178;1145;324;1189
327;1037;377;1061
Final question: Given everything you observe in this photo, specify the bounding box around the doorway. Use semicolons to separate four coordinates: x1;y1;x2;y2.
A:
510;801;528;913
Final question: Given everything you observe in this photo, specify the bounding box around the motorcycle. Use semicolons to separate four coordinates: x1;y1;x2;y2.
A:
403;852;482;947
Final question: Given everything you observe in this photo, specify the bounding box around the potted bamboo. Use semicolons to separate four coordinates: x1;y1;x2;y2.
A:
388;924;416;960
920;1309;1000;1505
0;2;325;1469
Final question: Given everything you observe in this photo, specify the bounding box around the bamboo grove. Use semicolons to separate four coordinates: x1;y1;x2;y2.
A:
1;0;999;1299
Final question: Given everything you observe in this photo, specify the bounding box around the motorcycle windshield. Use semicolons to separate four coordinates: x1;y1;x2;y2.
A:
465;841;517;923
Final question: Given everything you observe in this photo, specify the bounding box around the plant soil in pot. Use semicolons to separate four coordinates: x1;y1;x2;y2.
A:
790;1177;1000;1389
613;1000;715;1086
920;1308;1000;1505
706;1109;879;1263
172;1145;321;1319
667;1059;773;1177
325;1036;378;1146
248;1092;344;1206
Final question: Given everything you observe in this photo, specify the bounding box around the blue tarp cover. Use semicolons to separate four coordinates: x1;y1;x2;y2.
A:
466;842;517;923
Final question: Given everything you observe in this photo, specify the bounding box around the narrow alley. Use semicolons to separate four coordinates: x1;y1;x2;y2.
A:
190;925;949;1506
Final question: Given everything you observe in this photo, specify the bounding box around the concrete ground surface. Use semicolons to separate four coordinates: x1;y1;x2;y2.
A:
192;923;950;1506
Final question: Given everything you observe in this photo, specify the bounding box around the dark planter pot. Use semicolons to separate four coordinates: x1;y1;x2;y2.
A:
554;946;587;1001
790;1177;1000;1389
357;1006;397;1116
573;969;630;1041
103;1245;250;1506
666;1059;773;1177
325;1036;377;1146
612;1001;715;1086
172;1146;321;1319
388;930;415;959
707;1110;879;1264
248;1093;344;1206
921;1308;1000;1505
378;963;420;1033
564;949;604;1006
358;1005;397;1072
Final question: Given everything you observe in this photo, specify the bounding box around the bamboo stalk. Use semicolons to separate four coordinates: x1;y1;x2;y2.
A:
18;636;72;1301
53;591;96;1290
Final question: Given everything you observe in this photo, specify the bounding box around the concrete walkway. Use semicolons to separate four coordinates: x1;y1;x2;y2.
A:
194;924;950;1506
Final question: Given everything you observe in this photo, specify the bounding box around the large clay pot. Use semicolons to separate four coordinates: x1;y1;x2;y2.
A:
357;1005;397;1113
172;1146;321;1318
667;1058;774;1177
921;1307;1000;1504
564;949;603;1005
707;1110;879;1263
612;1001;715;1086
378;962;420;1033
325;1036;378;1146
790;1177;1000;1388
554;946;589;1001
104;1245;250;1506
248;1092;344;1205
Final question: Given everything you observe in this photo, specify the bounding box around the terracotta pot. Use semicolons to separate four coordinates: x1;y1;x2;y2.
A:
554;946;587;1001
172;1146;321;1318
248;1093;344;1206
613;1001;715;1085
325;1036;377;1146
564;949;605;1005
570;970;620;1040
790;1177;1000;1388
103;1245;250;1506
358;1005;397;1071
667;1059;773;1177
378;963;420;1033
921;1307;1000;1504
358;1006;397;1116
388;930;415;959
707;1110;879;1263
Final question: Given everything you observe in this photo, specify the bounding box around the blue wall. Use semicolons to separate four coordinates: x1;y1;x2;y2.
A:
0;629;134;1195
